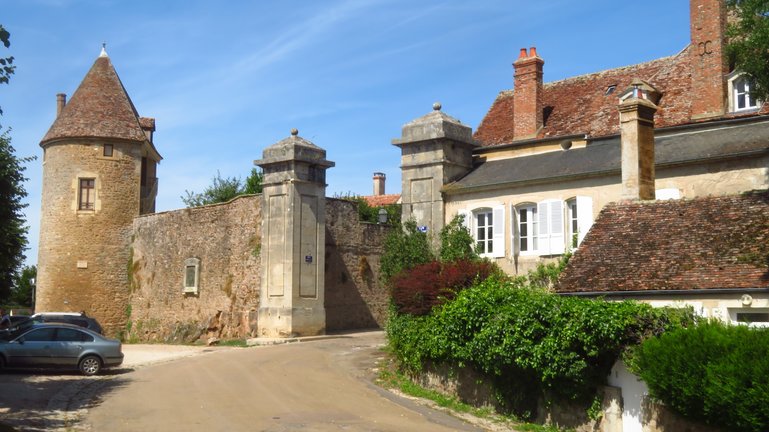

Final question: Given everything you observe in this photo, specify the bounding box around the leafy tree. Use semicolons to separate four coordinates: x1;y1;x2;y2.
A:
380;219;434;285
243;167;263;195
10;265;35;307
438;214;477;262
727;0;769;102
0;130;30;302
182;168;263;207
0;27;31;302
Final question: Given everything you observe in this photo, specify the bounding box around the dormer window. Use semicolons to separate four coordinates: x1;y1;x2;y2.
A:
728;73;760;112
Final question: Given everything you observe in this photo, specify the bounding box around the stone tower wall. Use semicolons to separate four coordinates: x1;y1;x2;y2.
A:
36;139;143;336
127;195;262;343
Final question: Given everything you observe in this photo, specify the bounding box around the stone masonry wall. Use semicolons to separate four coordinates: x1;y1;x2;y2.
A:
325;198;392;331
126;196;390;343
36;139;143;337
127;195;261;343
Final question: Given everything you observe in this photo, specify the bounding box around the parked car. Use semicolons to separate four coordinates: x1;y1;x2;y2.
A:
0;312;104;342
0;323;123;375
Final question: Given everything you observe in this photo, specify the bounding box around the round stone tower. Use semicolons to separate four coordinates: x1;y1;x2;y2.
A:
36;47;162;336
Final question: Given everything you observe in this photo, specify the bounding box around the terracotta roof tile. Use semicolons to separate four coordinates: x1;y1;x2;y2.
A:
41;55;147;145
362;194;401;207
476;50;693;145
556;191;769;293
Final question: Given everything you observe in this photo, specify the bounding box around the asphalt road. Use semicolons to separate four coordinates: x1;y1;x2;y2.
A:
83;332;483;431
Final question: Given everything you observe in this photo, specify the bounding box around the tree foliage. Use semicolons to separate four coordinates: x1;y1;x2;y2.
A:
0;25;14;115
182;168;263;207
10;265;35;307
336;193;401;225
380;219;434;285
438;214;477;262
0;130;31;301
727;0;769;102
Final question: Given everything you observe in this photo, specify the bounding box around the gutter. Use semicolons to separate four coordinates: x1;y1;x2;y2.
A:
558;287;769;297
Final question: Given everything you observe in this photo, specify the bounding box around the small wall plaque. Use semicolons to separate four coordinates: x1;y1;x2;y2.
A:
305;255;313;263
77;260;88;269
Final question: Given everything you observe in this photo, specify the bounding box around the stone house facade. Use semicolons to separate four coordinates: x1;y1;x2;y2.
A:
395;0;769;277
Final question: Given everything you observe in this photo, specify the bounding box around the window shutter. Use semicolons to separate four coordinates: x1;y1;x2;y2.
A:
492;205;505;258
537;201;548;254
537;200;565;255
575;196;593;246
548;200;565;255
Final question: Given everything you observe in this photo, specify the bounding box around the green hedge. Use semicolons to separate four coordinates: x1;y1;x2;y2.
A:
633;321;769;432
386;276;694;412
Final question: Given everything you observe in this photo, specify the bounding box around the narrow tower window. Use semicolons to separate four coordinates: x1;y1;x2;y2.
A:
103;144;113;157
78;178;95;210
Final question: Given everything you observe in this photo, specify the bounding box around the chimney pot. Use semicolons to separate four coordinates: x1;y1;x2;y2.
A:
56;93;67;117
518;48;528;59
529;46;538;57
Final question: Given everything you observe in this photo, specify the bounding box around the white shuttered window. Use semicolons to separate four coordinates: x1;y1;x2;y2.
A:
537;199;565;255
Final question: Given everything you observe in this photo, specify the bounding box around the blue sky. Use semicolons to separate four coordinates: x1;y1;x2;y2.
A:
4;0;690;266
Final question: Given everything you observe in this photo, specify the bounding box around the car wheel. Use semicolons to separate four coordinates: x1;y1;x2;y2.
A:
79;355;101;376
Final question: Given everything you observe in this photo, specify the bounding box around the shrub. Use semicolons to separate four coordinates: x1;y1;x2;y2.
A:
387;276;695;411
390;259;499;315
439;214;477;262
632;321;769;432
380;219;434;285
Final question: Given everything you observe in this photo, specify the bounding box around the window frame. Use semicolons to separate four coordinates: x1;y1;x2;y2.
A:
728;73;761;112
183;257;201;295
78;178;96;211
514;203;538;255
474;208;494;257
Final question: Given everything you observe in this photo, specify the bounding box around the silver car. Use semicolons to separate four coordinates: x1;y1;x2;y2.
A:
0;323;123;375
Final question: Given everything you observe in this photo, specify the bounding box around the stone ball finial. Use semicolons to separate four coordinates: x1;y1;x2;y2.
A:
433;102;442;111
290;128;299;136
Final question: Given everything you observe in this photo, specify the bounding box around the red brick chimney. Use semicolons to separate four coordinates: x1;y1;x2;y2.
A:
689;0;728;120
513;47;544;140
373;172;385;196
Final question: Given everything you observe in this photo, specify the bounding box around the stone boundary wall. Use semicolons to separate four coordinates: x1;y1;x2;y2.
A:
414;362;723;432
127;195;262;343
125;196;391;343
325;198;392;331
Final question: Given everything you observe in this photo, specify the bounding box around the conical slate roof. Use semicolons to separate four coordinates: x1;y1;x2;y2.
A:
41;51;147;145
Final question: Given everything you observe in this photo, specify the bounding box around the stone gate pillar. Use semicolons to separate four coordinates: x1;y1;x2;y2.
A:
392;103;477;240
255;129;334;337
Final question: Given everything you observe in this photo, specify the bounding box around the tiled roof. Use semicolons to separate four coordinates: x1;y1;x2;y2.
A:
362;194;400;207
41;55;147;145
474;45;768;146
556;190;769;294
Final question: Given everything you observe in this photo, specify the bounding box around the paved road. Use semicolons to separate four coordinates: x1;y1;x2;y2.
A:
83;332;482;431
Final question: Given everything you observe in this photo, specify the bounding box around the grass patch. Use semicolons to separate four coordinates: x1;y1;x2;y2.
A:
217;339;248;347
